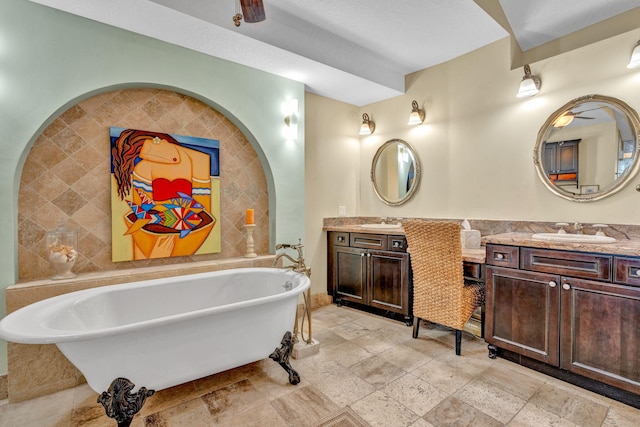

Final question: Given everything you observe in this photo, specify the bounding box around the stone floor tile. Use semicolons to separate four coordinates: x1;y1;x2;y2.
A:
402;336;451;359
351;390;419;427
270;385;339;427
423;396;504;427
529;383;609;427
479;363;546;401
350;355;407;388
200;378;269;425
412;358;474;394
378;343;432;372
311;328;347;348
144;396;213;427
453;376;527;424
329;321;375;341
0;385;75;426
321;340;373;368
508;402;579;427
312;367;376;407
602;402;640;426
382;373;449;416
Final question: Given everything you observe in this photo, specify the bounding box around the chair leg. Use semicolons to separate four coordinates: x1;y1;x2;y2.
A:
455;330;462;356
412;317;421;338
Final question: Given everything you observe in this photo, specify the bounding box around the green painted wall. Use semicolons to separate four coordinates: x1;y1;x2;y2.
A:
0;0;305;374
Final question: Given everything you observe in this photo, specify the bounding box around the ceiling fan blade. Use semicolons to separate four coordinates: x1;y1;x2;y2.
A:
575;116;595;119
240;0;266;23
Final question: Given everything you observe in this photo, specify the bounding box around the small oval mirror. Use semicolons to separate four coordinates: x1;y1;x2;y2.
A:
534;94;640;201
371;139;421;206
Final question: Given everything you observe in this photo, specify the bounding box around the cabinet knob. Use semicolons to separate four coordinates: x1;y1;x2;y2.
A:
495;253;505;260
549;281;557;288
367;253;371;257
361;253;365;257
562;283;571;290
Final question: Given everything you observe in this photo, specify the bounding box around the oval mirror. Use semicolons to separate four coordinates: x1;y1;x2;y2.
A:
371;139;421;206
534;94;640;202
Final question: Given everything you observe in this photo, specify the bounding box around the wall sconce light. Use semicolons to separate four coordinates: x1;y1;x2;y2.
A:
627;40;640;68
284;98;298;140
407;100;425;125
359;113;375;135
516;64;541;98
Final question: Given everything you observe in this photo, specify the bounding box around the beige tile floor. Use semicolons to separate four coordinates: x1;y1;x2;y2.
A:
1;304;639;426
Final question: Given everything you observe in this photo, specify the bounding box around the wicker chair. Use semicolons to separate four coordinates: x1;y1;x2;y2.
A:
403;219;484;356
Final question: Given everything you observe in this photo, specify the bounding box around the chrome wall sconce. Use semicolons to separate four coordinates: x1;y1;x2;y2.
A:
628;40;640;68
284;98;298;140
407;100;425;125
359;113;375;135
516;64;541;98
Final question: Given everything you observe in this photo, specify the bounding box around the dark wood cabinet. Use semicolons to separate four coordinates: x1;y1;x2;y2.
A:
543;139;579;182
486;266;559;366
328;231;411;324
486;243;640;403
560;276;640;393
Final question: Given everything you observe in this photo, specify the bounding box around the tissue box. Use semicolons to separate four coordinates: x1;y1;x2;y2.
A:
460;229;481;249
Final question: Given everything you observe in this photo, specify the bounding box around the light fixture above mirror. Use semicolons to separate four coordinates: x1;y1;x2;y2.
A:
408;100;425;125
359;113;375;135
516;64;541;98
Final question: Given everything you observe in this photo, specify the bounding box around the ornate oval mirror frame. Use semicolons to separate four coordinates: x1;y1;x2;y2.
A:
371;139;421;206
534;94;640;202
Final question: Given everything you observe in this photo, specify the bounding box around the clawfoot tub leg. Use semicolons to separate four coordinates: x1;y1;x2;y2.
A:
269;331;301;385
97;377;155;427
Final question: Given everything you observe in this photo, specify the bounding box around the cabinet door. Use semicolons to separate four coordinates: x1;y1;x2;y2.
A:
556;140;579;174
368;251;409;315
486;266;560;365
560;277;640;394
334;246;367;304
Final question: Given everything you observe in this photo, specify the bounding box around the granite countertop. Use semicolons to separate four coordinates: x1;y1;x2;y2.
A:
482;232;640;257
323;224;487;263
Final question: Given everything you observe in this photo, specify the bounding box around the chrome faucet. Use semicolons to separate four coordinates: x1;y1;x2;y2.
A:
573;222;583;234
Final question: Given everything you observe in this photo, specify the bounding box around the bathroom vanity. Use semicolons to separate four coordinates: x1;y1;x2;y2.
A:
484;233;640;407
326;225;485;332
327;230;412;324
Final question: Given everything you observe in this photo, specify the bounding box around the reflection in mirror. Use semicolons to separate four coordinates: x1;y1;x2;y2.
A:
371;139;421;206
534;95;640;201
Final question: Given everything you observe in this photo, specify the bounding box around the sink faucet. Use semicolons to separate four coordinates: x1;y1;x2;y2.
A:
574;222;583;234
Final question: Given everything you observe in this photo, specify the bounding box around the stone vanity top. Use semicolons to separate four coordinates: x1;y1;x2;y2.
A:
483;232;640;257
323;224;486;263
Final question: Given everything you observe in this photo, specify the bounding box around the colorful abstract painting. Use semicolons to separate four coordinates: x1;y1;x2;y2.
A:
110;127;221;261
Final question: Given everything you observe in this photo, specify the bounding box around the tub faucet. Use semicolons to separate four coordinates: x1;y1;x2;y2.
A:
274;239;313;344
574;222;583;234
274;239;310;276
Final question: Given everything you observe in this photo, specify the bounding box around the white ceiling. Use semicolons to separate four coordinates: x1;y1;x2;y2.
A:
27;0;640;106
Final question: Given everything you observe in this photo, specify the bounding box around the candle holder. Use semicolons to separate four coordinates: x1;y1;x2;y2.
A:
244;224;257;258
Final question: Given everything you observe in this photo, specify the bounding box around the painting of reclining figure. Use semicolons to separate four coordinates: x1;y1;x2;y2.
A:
110;127;221;261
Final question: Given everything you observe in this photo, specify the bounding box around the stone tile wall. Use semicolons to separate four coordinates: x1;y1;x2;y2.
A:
18;88;270;281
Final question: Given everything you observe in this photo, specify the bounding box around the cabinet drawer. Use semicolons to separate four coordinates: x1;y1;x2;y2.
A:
350;233;387;250
330;232;350;246
387;235;407;252
463;262;484;280
614;256;640;287
521;247;611;281
486;244;519;268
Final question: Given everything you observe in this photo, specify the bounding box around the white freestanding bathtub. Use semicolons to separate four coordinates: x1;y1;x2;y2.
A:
0;268;310;396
